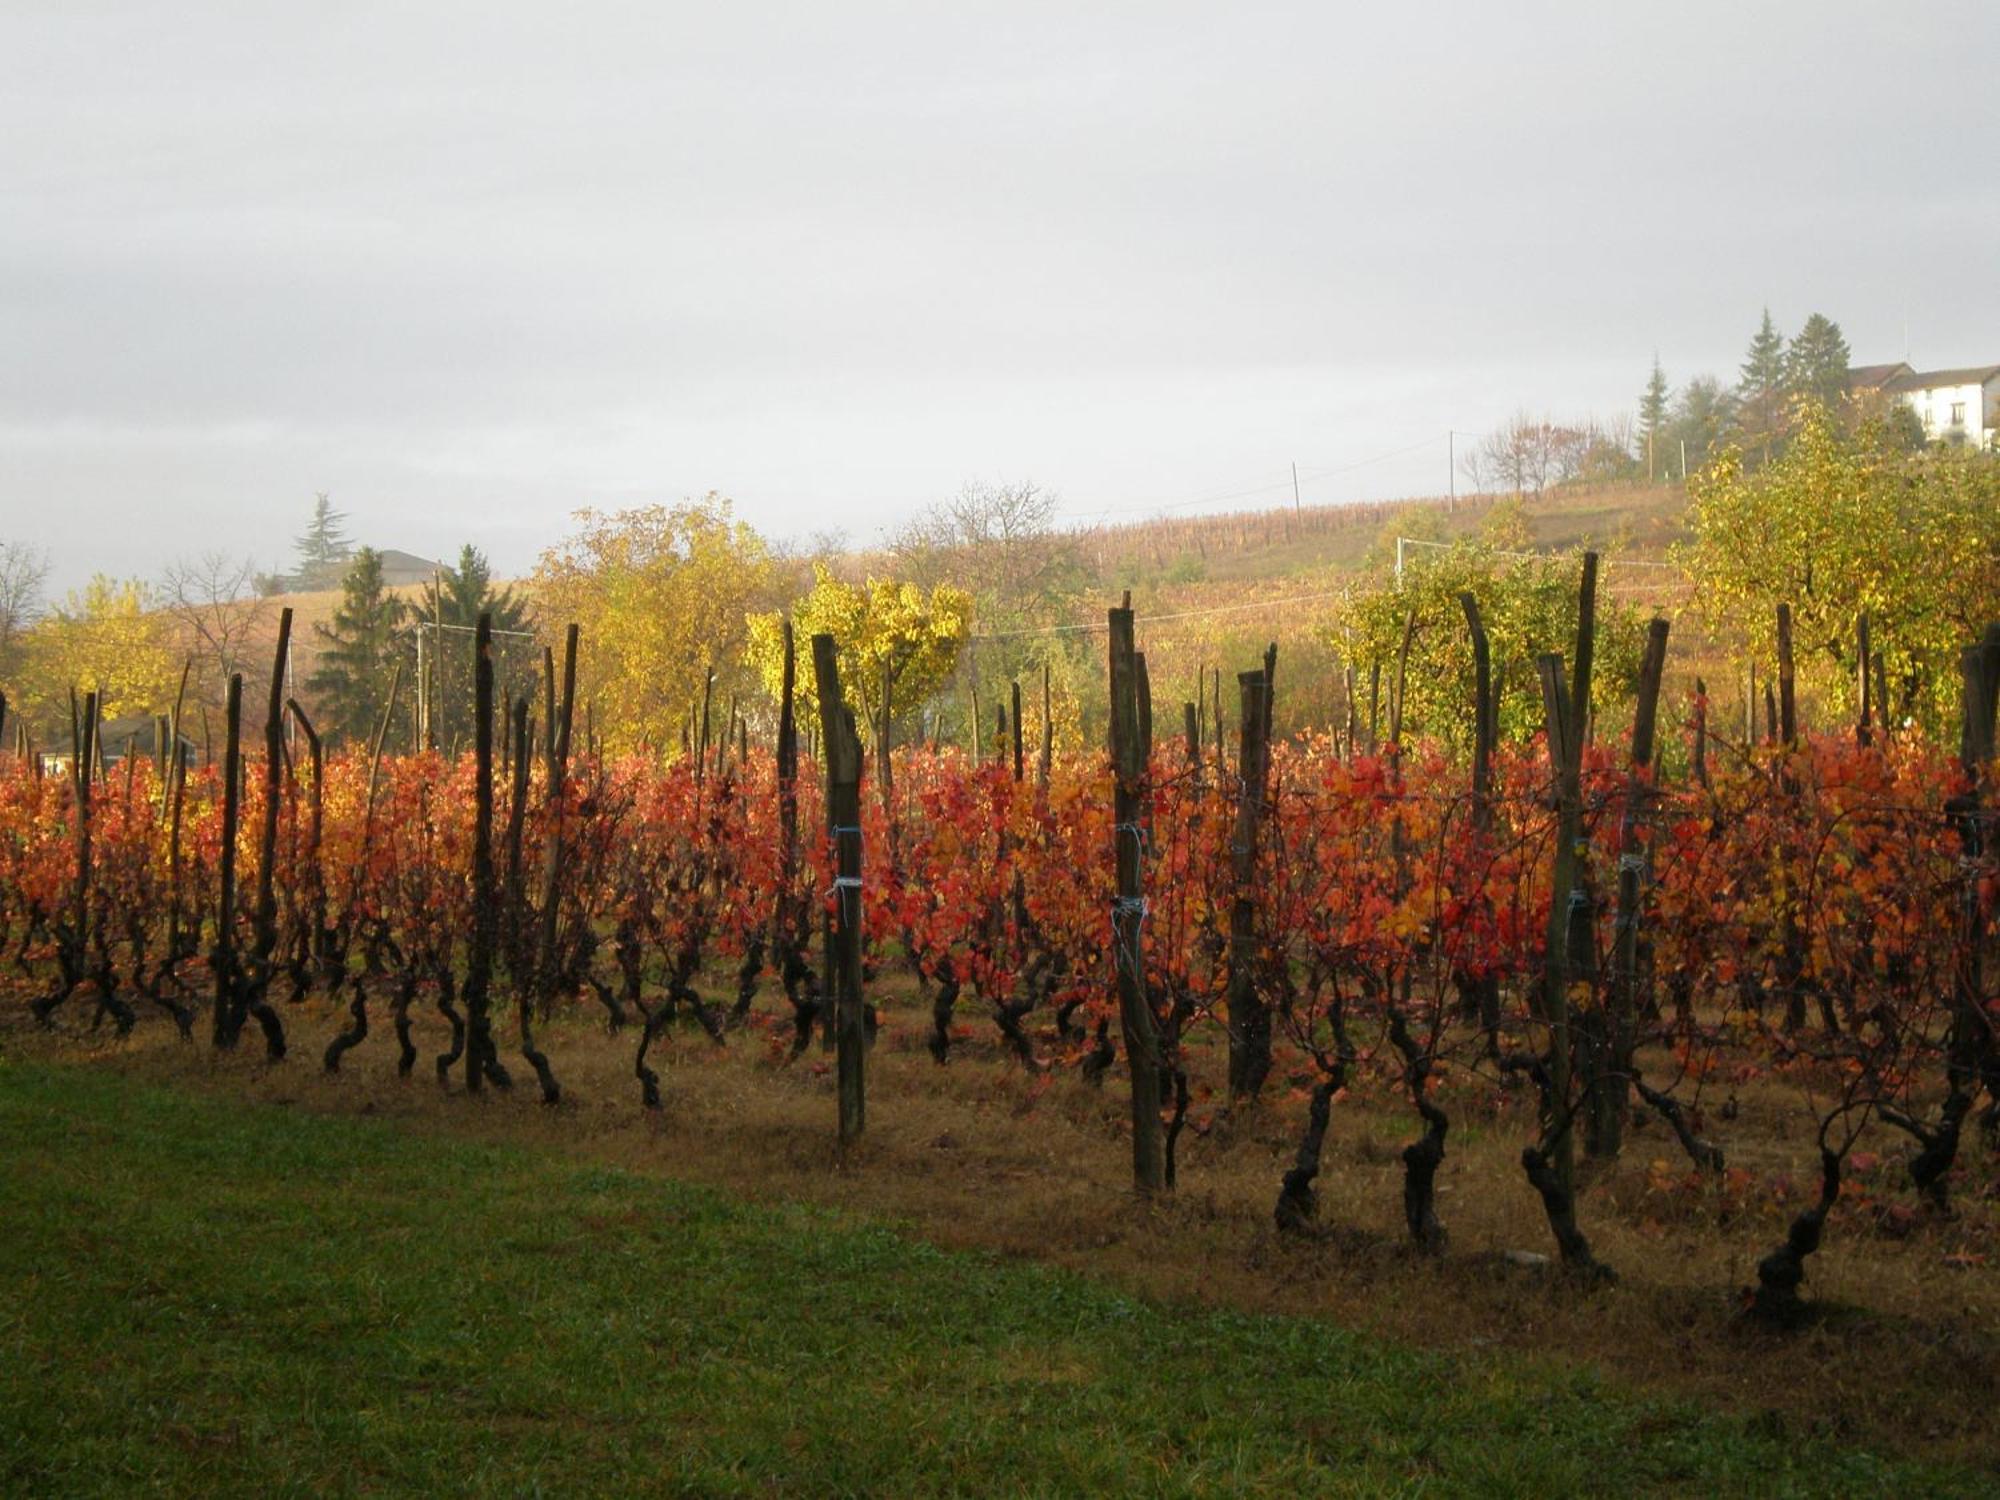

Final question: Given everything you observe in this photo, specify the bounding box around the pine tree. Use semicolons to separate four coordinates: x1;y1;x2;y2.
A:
414;544;536;751
292;493;355;590
1638;356;1671;482
1785;313;1851;408
1668;376;1739;476
1737;308;1788;464
307;548;407;745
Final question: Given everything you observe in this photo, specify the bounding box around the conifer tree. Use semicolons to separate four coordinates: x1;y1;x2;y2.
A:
292;493;355;590
1737;308;1789;463
307;547;406;744
1638;356;1671;481
414;545;536;751
1785;312;1851;408
1667;375;1739;476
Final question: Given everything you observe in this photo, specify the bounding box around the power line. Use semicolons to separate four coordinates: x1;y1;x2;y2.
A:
1054;433;1460;523
1296;434;1448;479
398;621;539;641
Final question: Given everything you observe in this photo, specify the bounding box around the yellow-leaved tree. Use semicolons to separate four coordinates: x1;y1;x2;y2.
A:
1332;542;1647;754
746;565;972;771
533;497;783;752
20;575;179;727
1678;401;2000;735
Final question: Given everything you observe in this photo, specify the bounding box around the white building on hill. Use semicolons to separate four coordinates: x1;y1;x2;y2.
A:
1849;361;2000;449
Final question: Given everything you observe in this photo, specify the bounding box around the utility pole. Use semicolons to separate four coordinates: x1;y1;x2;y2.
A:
1448;430;1456;512
431;567;444;752
1291;461;1301;516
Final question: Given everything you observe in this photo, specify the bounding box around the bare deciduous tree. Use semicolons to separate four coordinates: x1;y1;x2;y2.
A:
1472;414;1637;495
0;541;50;684
1477;413;1561;495
160;551;272;711
893;480;1083;626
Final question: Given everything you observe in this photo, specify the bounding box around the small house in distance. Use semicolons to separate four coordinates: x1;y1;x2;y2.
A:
37;714;198;780
376;549;449;588
1893;366;2000;449
1848;361;2000;449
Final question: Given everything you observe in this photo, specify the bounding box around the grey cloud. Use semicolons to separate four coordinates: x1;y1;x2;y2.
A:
2;1;1993;589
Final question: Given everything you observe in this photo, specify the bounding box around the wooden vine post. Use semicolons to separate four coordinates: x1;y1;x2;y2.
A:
1010;680;1024;783
811;632;867;1146
462;616;500;1096
243;605;294;1059
68;691;95;1014
534;625;579;1023
1226;665;1271;1097
1692;676;1709;788
1039;663;1053;787
165;729;189;994
1459;594;1500;1052
1592;615;1670;1159
283;697;329;987
1108;602;1165;1193
1009;680;1028;932
775;615;801;959
1773;602;1826;1031
508;694;557;1101
1949;626;2000;1125
211;674;243;1049
210;611;289;1059
1776;602;1797;747
1857;612;1874;746
1211;665;1225;778
1530;551;1610;1277
773;620;808;1017
1261;641;1277;745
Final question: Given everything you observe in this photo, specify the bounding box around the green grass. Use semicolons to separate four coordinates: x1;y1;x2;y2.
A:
0;1058;1980;1498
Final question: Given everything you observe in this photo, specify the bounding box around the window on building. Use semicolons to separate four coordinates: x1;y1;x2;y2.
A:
1951;401;1966;425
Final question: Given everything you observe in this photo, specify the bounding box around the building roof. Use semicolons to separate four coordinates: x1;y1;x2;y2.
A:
376;548;449;586
1847;362;1912;391
1890;365;2000;393
98;715;197;755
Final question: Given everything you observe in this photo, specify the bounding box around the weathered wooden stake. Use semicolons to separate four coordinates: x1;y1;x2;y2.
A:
1459;594;1501;1051
1857;612;1874;747
1696;680;1712;792
1039;663;1053;787
1226;666;1271;1097
534;625;579;1022
1011;680;1024;783
1109;604;1164;1193
1592;615;1669;1159
463;614;499;1092
211;675;242;1048
1776;603;1797;746
811;632;866;1145
1531;552;1610;1278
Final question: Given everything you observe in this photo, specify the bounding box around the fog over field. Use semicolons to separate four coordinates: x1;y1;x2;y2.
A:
3;1;1993;588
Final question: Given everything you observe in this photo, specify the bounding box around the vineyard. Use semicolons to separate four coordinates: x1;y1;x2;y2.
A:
5;559;2000;1467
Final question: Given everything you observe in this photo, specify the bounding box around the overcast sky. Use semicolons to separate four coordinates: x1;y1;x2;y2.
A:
4;1;1994;594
